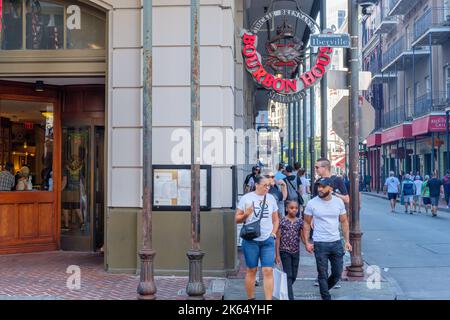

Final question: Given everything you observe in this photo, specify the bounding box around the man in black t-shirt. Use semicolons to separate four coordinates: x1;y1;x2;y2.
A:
313;158;349;205
428;173;444;217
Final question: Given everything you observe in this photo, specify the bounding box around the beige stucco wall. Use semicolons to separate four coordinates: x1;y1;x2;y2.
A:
101;0;241;273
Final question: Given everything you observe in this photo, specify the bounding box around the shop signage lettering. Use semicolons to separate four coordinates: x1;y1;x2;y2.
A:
430;117;450;130
67;5;81;30
242;9;333;102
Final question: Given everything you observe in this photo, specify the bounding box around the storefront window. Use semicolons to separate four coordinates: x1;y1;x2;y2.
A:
0;0;105;50
26;0;64;49
66;6;105;49
0;99;53;191
1;0;23;50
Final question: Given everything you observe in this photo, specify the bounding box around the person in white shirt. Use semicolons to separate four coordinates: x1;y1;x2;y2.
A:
413;175;423;213
384;171;401;212
235;175;280;300
303;177;352;300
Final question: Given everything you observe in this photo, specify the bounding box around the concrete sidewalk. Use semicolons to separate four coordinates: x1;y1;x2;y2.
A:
224;247;397;300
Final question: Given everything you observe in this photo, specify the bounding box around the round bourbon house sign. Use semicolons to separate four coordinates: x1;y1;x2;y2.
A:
241;9;333;103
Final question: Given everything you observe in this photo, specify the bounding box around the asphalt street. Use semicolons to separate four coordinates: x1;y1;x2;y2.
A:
361;193;450;299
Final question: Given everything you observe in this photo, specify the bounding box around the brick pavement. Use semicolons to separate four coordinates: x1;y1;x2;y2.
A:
0;251;223;300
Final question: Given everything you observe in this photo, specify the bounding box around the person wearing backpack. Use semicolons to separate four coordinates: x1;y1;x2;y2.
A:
283;165;303;218
401;174;416;214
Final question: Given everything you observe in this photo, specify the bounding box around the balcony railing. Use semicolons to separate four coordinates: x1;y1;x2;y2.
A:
374;7;398;34
413;91;449;117
383;105;412;128
382;35;409;68
382;92;450;129
382;36;406;67
368;60;382;75
414;7;450;42
388;0;421;16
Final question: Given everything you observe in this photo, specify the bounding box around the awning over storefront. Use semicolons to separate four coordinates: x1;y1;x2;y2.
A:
381;124;412;144
412;115;450;136
367;132;382;147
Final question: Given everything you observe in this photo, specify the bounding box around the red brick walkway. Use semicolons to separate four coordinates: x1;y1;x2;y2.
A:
0;251;222;300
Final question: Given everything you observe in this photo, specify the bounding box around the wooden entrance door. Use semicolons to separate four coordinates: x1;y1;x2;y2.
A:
0;81;61;254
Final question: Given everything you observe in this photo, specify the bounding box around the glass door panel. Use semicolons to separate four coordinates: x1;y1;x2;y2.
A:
61;126;91;251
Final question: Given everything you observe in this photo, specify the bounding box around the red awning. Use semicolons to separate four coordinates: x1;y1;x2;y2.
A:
381;124;412;144
367;133;382;147
412;115;450;136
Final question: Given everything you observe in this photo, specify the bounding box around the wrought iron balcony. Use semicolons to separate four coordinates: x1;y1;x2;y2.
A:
388;0;421;16
413;7;450;47
413;91;449;117
383;105;412;129
381;34;430;72
374;7;398;35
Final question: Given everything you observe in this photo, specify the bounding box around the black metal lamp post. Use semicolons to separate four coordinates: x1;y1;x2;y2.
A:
345;0;376;278
137;0;157;300
186;0;205;300
280;129;285;164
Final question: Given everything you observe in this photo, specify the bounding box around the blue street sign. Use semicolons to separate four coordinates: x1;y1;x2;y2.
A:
310;33;351;48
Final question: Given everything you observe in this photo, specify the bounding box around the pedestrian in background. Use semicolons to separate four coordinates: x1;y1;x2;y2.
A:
442;170;450;207
284;165;302;218
401;174;415;214
428;173;443;217
364;174;372;192
384;171;400;213
313;158;349;205
422;175;431;214
303;177;352;300
243;166;260;194
413;175;423;213
298;168;311;208
266;170;287;219
276;200;305;300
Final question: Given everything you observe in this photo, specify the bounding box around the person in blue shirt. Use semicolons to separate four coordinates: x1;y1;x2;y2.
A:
401;174;416;214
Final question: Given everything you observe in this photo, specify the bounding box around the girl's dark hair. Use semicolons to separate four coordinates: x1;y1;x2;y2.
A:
285;200;298;208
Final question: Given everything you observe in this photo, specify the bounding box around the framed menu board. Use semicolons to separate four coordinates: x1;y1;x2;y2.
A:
152;165;212;211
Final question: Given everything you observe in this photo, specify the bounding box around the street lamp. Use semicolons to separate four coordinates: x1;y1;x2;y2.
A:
279;129;285;164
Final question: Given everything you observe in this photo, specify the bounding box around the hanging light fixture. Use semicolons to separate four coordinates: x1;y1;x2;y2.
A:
35;81;44;92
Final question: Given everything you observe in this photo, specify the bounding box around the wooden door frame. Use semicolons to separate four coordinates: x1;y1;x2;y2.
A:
0;80;62;251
